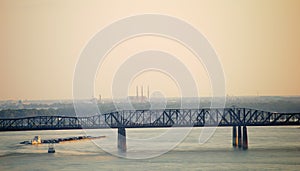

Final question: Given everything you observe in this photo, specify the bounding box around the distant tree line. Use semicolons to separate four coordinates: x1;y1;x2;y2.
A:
0;108;76;118
0;97;300;118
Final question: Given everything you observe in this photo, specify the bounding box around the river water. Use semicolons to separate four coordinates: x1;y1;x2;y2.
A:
0;126;299;170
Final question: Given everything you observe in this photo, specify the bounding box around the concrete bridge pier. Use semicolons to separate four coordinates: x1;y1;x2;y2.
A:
118;127;127;153
237;126;242;148
233;125;248;150
232;126;237;147
242;126;248;150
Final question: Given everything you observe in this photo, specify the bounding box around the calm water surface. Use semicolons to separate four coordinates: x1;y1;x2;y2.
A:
0;127;299;170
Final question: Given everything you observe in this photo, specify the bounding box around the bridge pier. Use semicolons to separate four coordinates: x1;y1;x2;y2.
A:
117;127;127;153
233;125;248;150
242;126;248;150
237;126;242;148
232;126;237;147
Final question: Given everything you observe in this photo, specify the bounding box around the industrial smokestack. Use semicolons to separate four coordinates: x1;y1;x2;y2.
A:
136;86;138;98
141;86;143;98
147;85;149;100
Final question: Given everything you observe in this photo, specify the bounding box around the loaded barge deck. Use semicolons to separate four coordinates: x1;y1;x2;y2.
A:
20;135;106;145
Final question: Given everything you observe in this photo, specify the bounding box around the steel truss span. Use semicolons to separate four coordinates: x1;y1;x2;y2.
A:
0;108;299;131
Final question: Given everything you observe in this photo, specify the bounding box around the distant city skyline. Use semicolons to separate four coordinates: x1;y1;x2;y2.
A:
1;0;300;100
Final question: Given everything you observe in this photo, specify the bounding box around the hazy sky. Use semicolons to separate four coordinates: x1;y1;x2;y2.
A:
1;0;300;100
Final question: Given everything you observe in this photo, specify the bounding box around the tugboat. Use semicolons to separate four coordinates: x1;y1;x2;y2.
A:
31;136;41;145
48;144;55;153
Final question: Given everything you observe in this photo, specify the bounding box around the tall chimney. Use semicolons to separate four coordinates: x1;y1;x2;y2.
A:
147;86;149;100
136;86;138;98
141;86;143;100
